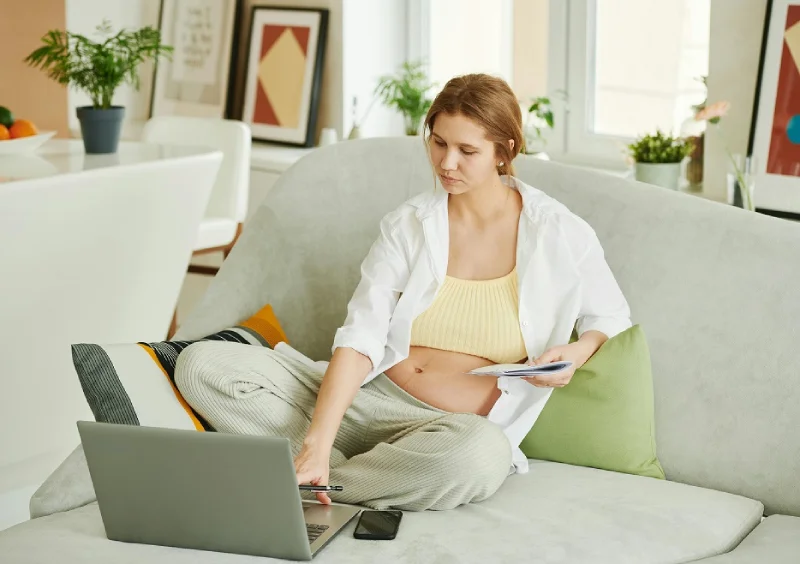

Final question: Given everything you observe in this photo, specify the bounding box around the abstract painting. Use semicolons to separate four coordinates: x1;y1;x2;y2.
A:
749;0;800;217
241;7;328;147
150;0;240;118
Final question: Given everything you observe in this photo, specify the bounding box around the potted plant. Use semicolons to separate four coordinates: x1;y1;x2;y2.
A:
522;95;554;157
24;20;172;154
628;130;694;190
375;60;436;135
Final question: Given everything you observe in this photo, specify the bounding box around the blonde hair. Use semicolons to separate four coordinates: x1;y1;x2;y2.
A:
423;73;523;177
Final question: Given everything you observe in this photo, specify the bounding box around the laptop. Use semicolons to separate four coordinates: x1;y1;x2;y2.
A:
77;421;361;561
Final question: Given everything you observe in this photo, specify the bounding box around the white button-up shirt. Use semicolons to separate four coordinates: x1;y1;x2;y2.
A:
289;176;631;473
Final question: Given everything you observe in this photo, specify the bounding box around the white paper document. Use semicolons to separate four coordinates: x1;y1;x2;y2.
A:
467;361;573;378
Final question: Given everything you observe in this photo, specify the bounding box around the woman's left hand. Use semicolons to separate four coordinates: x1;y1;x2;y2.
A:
523;341;594;388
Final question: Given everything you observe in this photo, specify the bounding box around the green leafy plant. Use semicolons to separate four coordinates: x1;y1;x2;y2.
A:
521;90;567;154
628;130;694;164
528;96;554;132
521;95;554;154
375;60;436;135
24;19;172;110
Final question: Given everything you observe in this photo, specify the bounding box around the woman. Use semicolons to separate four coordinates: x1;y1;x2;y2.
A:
175;74;631;512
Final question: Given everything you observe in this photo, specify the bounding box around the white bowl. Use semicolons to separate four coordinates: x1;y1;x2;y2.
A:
0;131;57;155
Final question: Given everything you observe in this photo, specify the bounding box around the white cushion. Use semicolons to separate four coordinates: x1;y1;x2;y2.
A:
14;460;763;563
194;217;238;251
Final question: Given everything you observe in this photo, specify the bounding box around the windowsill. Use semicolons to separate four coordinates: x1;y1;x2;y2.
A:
546;154;728;204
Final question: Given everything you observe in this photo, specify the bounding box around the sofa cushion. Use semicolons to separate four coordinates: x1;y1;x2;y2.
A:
520;324;665;479
688;515;800;563
72;303;287;431
18;460;763;564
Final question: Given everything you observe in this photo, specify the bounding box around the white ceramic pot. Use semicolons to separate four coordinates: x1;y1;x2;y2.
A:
634;162;682;190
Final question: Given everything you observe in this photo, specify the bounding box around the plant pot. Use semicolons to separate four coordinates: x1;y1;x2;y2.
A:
77;106;125;154
634;162;682;190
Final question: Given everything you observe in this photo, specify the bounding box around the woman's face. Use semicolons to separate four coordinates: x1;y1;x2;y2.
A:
428;112;501;195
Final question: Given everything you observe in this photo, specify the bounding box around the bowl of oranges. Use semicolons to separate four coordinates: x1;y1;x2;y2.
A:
0;106;56;155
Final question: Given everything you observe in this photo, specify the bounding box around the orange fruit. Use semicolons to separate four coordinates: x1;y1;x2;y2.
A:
0;125;9;141
9;119;38;139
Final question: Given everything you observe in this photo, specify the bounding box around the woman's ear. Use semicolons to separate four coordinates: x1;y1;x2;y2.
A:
508;139;515;153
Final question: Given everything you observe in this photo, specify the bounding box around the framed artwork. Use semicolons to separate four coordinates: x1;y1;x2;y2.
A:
748;0;800;218
150;0;240;118
240;6;328;147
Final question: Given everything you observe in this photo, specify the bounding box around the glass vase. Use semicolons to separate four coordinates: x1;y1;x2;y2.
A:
726;154;756;211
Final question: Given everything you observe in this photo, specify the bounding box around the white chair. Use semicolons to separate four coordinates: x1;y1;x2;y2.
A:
141;116;252;336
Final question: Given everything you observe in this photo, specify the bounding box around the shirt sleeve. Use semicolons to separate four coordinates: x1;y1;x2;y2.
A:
563;214;632;339
331;212;411;370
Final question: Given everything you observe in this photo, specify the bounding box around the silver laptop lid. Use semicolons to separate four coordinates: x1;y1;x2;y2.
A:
78;421;314;560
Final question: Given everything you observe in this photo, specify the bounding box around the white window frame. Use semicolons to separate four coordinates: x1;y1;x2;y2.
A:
546;0;633;169
566;0;635;166
549;0;712;170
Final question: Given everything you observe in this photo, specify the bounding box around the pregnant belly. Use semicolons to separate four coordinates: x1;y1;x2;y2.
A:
384;347;505;416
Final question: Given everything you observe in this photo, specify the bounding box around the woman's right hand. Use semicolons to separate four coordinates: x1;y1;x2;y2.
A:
294;442;332;504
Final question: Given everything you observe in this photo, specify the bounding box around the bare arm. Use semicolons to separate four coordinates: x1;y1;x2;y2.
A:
575;329;608;359
293;346;371;504
294;210;409;502
303;347;372;452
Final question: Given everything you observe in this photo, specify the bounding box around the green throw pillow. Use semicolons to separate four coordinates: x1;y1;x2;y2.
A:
519;324;665;479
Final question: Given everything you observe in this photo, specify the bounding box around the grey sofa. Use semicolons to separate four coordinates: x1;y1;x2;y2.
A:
1;137;799;563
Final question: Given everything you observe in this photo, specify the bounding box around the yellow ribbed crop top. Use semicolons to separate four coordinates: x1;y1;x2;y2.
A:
409;268;528;364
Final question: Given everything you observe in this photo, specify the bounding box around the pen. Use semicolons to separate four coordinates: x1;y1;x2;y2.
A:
299;485;344;492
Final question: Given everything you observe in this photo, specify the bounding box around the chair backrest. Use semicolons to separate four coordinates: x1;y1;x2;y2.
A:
141;116;251;223
0;148;221;473
176;136;800;517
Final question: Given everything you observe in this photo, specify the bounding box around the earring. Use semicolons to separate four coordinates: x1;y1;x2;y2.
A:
498;161;504;167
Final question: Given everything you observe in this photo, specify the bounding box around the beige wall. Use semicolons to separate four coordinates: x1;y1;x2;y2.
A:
705;0;768;201
0;0;69;137
513;0;549;99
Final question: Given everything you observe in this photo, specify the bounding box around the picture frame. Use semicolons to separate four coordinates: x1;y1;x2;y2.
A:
150;0;240;119
240;6;328;147
748;0;800;219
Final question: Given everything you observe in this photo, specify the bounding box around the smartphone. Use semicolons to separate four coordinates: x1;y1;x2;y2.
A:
353;510;403;540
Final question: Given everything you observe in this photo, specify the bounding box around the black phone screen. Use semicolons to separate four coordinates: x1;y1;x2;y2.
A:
353;510;403;540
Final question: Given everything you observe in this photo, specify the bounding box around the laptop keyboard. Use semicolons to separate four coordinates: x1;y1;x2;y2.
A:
306;523;329;544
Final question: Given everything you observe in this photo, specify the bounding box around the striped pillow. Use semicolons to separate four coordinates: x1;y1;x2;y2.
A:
72;304;287;431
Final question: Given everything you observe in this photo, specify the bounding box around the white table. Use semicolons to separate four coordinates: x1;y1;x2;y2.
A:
0;139;216;184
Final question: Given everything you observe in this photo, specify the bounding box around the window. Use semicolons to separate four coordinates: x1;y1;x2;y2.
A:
558;0;711;166
408;0;513;89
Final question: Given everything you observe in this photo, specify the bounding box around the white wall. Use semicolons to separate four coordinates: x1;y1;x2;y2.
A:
342;0;408;138
705;0;768;202
65;0;160;138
